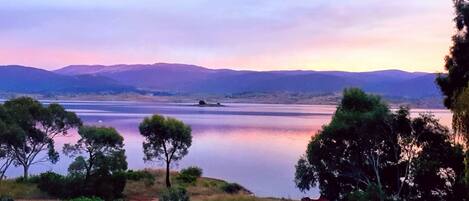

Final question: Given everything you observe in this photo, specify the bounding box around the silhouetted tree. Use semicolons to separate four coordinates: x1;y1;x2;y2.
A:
295;89;466;201
1;97;82;179
63;126;127;180
63;126;127;200
437;0;469;144
0;120;14;180
139;115;192;188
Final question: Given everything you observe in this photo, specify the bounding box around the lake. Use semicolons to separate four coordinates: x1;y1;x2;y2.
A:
3;101;452;199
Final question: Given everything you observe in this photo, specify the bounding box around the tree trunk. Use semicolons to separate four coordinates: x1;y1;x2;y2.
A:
23;165;29;180
165;161;171;188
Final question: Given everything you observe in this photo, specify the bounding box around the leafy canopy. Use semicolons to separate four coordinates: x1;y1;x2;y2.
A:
0;97;81;178
64;126;127;177
139;114;192;187
295;88;466;201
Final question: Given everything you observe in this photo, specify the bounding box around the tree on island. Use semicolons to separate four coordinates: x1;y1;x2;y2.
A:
0;97;82;179
295;89;466;201
139;114;192;188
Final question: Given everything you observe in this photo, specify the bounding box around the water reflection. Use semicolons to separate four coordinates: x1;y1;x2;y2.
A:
2;101;451;199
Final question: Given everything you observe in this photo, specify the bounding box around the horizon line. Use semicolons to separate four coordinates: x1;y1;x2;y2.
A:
0;62;442;74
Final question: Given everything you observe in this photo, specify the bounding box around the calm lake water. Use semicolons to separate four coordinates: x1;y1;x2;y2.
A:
3;101;452;199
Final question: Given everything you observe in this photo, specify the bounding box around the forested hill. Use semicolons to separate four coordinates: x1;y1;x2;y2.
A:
55;63;440;98
0;63;440;99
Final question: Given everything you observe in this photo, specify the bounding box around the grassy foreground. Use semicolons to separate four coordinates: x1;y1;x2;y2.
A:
0;169;295;201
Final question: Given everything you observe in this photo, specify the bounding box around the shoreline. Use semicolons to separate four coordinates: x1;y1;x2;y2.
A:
0;93;445;110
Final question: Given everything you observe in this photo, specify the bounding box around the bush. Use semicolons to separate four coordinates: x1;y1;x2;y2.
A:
159;187;190;201
14;175;40;183
180;167;203;178
122;170;155;185
85;171;127;200
67;197;104;201
36;172;84;198
36;171;125;200
176;166;202;184
0;196;13;201
221;183;243;194
37;172;69;197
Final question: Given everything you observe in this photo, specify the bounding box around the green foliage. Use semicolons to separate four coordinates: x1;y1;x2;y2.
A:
84;171;127;201
139;114;192;187
221;183;243;194
436;0;469;147
0;97;82;179
67;197;104;201
347;183;390;201
13;174;40;183
36;172;84;198
124;170;155;181
36;170;126;200
159;186;190;201
121;170;155;186
177;166;203;184
436;0;469;109
59;126;128;200
0;196;13;201
63;126;127;178
295;88;467;201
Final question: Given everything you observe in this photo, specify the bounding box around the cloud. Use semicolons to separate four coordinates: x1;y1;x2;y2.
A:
0;0;454;72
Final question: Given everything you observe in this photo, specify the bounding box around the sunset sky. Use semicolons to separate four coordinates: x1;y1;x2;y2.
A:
0;0;455;72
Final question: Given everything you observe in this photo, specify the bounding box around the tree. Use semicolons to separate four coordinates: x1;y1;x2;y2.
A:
0;105;13;180
63;126;127;200
295;88;465;201
436;0;469;144
139;115;192;188
2;97;82;179
63;126;127;180
0;120;14;180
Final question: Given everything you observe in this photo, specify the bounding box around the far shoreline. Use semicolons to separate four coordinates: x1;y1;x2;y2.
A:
0;92;446;109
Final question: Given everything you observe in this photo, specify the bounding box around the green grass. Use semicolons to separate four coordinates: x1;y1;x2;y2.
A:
0;180;49;199
124;169;295;201
0;169;297;201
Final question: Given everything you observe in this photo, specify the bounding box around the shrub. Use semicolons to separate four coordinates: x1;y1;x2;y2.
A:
176;166;202;184
67;197;104;201
159;187;190;201
37;172;69;197
122;170;155;185
14;174;40;183
221;183;243;194
36;171;125;200
180;167;202;178
36;172;84;198
85;171;127;200
0;196;13;201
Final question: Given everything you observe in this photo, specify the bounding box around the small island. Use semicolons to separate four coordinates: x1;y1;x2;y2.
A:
196;100;225;107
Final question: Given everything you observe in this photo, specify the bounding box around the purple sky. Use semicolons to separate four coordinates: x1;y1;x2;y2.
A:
0;0;454;72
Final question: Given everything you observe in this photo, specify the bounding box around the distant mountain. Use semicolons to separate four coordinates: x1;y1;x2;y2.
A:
55;63;241;90
55;63;441;98
0;65;136;93
364;74;440;97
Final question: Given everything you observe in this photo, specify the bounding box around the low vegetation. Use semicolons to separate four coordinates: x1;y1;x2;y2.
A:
0;169;286;201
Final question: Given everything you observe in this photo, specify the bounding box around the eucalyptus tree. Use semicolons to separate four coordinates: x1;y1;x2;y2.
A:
0;119;14;180
295;89;466;201
2;97;82;179
63;125;127;180
437;0;469;144
139;114;192;188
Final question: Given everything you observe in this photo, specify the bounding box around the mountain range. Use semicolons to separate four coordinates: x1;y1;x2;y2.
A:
0;63;441;98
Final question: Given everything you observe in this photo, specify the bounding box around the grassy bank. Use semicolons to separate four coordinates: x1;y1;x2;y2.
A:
0;169;295;201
